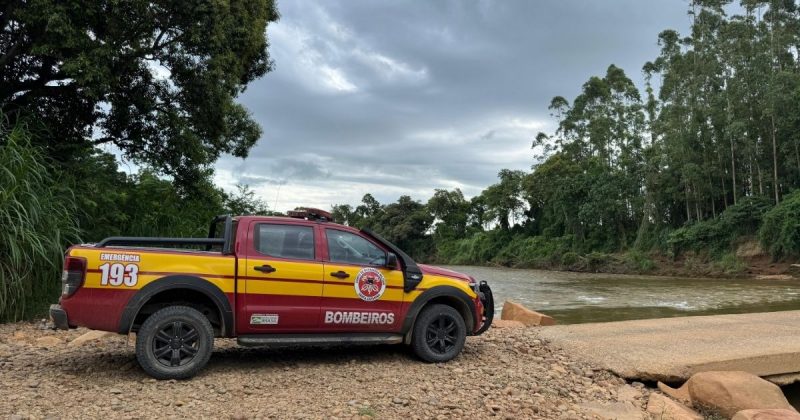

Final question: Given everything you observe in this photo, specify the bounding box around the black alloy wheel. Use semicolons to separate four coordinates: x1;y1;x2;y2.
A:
425;314;458;354
411;304;466;363
136;305;214;380
153;320;200;367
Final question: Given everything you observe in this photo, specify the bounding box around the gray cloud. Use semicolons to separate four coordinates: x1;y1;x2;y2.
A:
216;0;692;212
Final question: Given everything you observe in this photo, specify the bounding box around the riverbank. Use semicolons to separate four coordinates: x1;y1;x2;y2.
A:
437;250;799;280
0;322;649;419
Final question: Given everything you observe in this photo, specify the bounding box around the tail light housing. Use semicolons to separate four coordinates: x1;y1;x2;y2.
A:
61;256;87;298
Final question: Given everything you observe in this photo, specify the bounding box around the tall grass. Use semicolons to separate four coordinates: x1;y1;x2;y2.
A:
0;117;79;321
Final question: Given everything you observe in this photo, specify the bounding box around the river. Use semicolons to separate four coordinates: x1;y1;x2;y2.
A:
445;265;800;324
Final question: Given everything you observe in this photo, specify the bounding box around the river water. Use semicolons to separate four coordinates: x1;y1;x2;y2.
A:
446;265;800;325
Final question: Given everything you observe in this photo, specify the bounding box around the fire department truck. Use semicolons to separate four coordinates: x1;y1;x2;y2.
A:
50;209;494;379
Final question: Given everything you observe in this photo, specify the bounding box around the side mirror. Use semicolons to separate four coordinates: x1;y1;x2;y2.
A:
385;252;398;269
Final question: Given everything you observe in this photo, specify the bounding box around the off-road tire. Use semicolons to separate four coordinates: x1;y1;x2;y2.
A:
135;305;214;380
411;304;466;363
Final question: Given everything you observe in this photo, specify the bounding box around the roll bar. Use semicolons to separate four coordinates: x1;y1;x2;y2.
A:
95;215;234;255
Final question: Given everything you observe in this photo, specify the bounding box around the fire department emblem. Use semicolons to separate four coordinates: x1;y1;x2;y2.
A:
354;267;386;302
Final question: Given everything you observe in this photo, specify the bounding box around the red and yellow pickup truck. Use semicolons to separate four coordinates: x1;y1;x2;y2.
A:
51;209;493;379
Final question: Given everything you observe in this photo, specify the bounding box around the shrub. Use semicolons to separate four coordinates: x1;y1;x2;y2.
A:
719;196;773;237
715;252;746;275
759;190;800;259
668;196;773;258
560;251;579;268
585;252;610;272
667;219;727;257
624;250;655;272
0;118;79;321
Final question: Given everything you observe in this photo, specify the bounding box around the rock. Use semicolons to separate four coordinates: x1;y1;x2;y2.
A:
616;384;640;403
500;301;556;326
764;372;800;386
755;274;794;280
646;393;702;420
732;409;800;420
578;402;646;420
35;336;63;348
491;319;526;329
659;371;794;418
67;330;115;347
658;381;690;403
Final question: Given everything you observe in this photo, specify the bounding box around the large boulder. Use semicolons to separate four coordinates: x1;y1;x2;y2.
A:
659;371;795;418
500;301;556;326
732;409;800;420
646;393;702;420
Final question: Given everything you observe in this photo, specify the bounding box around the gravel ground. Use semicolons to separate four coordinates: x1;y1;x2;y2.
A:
0;321;651;419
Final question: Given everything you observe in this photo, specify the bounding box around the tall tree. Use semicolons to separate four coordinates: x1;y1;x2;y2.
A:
1;1;279;186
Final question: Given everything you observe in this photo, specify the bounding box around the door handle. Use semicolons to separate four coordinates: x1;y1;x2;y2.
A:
330;271;350;279
254;264;276;273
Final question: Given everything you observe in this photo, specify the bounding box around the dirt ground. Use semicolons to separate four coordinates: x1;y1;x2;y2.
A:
0;321;651;419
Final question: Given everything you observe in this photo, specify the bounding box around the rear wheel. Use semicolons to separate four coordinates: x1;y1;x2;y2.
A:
411;304;466;363
135;305;214;380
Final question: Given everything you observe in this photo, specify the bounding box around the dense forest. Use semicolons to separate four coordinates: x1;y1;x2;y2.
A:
332;0;800;273
2;1;800;322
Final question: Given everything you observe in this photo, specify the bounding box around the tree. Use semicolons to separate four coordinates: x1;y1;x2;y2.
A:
427;188;470;239
1;1;279;186
331;204;355;225
224;185;270;216
481;169;525;230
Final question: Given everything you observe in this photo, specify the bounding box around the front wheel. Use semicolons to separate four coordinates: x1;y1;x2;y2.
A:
411;304;467;363
135;305;214;380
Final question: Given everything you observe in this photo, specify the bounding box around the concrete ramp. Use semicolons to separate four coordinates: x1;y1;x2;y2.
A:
537;310;800;384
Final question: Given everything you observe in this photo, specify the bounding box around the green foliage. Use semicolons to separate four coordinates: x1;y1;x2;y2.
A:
715;252;746;275
584;252;611;272
667;196;773;257
624;250;655;272
759;190;800;259
1;0;279;187
560;251;580;268
0;118;79;321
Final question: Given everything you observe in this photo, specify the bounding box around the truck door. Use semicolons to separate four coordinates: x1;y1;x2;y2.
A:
320;228;404;332
240;221;323;333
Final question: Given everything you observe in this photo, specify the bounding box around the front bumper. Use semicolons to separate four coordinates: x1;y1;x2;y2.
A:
474;281;494;335
49;304;70;330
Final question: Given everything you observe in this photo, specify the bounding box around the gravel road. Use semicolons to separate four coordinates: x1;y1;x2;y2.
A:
0;321;650;419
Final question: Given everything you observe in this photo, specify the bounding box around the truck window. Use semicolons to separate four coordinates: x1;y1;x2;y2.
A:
255;224;315;260
326;229;386;266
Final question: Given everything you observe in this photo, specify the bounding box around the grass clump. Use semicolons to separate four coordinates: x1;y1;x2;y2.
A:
0;118;79;321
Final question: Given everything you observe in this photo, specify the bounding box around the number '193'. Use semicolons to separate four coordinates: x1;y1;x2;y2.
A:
99;263;139;286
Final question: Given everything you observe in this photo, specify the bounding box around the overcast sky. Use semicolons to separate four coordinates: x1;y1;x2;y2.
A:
213;0;692;213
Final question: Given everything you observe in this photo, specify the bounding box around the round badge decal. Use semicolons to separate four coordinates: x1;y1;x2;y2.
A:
354;267;386;302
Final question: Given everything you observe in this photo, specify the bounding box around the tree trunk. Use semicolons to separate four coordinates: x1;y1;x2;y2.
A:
730;138;737;204
685;184;692;223
771;115;779;203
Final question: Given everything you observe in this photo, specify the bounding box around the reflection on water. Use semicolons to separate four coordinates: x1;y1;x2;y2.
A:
445;265;800;325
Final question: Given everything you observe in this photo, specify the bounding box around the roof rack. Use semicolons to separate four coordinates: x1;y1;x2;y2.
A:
287;207;333;222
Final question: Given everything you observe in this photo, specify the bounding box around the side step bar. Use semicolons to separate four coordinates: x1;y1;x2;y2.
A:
237;333;404;348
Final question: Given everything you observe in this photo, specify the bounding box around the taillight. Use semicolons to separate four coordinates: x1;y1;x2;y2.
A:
61;256;86;298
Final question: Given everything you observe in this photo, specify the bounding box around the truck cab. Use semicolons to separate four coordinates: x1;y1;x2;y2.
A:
51;210;493;379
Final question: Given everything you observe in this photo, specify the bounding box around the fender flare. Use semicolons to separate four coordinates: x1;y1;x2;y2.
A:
117;275;234;336
401;286;477;336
